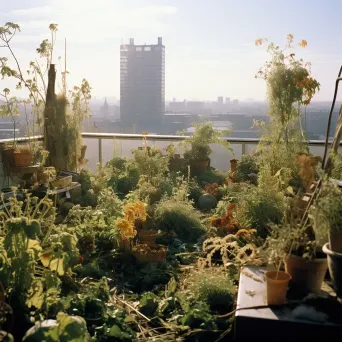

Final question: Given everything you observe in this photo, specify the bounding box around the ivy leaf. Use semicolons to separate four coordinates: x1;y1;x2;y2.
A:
166;277;177;297
26;279;44;309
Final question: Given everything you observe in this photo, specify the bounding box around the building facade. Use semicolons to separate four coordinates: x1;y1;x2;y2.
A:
120;37;165;131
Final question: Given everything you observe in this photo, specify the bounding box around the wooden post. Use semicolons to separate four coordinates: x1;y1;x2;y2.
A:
44;64;56;165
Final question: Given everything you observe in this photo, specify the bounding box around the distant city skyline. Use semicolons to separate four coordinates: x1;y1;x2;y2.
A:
1;0;341;101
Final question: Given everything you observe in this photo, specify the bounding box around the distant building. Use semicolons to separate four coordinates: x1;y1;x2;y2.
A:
100;98;109;117
232;99;239;105
217;96;224;104
168;100;186;113
225;97;231;104
186;101;205;113
120;37;165;131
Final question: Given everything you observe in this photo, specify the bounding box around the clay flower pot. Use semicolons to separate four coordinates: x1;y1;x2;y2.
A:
190;158;210;175
230;159;238;173
265;270;291;305
13;150;33;167
132;244;167;264
1;147;15;166
134;219;143;231
285;254;327;294
138;229;158;246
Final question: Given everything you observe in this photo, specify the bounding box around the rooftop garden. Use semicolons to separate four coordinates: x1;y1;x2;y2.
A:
0;24;342;341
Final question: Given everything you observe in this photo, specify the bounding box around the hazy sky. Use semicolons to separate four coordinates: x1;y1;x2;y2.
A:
1;0;341;102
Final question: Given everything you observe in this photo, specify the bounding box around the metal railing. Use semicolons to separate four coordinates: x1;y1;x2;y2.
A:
81;132;337;166
0;132;339;174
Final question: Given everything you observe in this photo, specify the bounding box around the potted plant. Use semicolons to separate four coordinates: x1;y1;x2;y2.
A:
210;203;239;236
13;145;33;167
228;159;239;184
132;243;167;264
266;217;327;295
264;222;293;304
138;228;158;246
115;200;148;250
37;150;56;184
183;122;232;176
311;181;342;296
166;142;184;173
1;142;15;167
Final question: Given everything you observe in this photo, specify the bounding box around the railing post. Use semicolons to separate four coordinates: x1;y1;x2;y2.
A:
242;142;246;156
98;138;103;165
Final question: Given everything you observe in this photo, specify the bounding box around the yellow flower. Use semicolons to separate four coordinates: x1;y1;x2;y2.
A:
123;200;147;222
134;200;147;221
115;218;136;240
123;205;136;222
255;38;263;46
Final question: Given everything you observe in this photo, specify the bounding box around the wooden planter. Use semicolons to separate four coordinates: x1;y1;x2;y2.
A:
132;244;167;264
51;175;72;189
138;229;158;246
13;151;33;167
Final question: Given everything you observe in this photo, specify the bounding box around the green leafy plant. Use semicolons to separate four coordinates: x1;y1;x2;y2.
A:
183;122;232;162
22;312;91;342
154;196;205;243
310;180;342;238
235;155;259;183
187;268;236;313
236;186;285;238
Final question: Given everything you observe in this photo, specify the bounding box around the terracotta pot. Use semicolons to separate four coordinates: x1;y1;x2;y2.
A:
13;151;33;167
190;158;210;175
285;254;327;294
230;159;238;173
323;243;342;297
119;239;131;252
135;219;143;231
265;270;291;305
133;244;167;264
138;229;158;246
329;231;342;254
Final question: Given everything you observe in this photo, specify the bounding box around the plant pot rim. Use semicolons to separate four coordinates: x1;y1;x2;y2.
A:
191;157;210;161
323;243;342;257
265;270;291;281
287;254;327;263
139;229;158;235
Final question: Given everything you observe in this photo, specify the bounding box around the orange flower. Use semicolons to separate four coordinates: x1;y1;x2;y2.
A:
298;39;308;48
228;203;236;211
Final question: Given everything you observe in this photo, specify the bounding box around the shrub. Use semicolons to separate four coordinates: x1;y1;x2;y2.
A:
154;199;205;242
188;268;236;313
235;155;259;182
196;169;227;187
237;186;285;238
188;182;204;204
